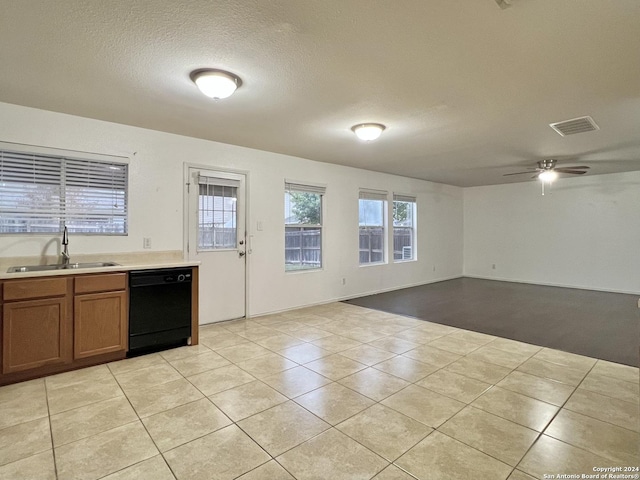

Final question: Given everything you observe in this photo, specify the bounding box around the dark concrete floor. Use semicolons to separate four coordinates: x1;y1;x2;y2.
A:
345;277;639;367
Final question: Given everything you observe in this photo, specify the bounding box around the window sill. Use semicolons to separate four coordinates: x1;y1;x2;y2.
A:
393;259;417;264
359;262;387;268
285;267;324;275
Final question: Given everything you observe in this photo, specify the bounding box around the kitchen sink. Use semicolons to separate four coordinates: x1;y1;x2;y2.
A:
7;262;120;273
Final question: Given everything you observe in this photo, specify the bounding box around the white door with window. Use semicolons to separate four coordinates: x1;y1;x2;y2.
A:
187;168;246;324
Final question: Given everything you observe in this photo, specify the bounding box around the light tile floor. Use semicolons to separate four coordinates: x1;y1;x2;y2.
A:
0;302;638;480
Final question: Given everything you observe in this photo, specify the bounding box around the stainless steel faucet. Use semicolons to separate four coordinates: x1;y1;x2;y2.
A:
61;225;70;265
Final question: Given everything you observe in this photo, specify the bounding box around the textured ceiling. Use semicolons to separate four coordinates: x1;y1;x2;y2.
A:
0;0;639;186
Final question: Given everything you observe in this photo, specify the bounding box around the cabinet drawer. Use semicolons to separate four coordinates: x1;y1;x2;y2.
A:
75;273;127;294
3;277;68;301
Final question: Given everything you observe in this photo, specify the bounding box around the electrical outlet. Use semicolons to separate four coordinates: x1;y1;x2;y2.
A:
492;264;496;270
341;277;346;285
143;237;151;249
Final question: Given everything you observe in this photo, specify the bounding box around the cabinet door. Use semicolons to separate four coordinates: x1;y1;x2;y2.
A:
2;298;72;374
74;291;127;359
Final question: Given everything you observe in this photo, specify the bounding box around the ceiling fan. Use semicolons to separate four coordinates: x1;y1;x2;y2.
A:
503;159;590;195
503;159;590;181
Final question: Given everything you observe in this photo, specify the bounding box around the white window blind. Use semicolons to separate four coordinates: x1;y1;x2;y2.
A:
285;181;326;195
0;149;128;234
393;194;416;203
198;175;240;188
359;189;387;201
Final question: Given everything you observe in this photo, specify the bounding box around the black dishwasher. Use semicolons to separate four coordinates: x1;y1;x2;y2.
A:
128;268;192;356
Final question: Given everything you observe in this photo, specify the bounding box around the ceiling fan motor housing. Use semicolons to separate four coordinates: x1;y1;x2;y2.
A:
538;159;557;169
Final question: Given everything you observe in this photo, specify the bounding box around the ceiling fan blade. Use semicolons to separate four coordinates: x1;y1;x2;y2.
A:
556;169;588;174
557;166;590;170
503;171;539;176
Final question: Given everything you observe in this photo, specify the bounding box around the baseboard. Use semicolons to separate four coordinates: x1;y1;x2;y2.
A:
249;274;463;318
235;273;638;321
336;274;464;302
463;274;640;296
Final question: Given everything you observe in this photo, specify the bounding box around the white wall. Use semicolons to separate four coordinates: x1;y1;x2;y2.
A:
464;171;640;294
0;102;464;316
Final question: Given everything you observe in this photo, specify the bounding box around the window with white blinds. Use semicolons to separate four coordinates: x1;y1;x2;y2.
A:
0;149;128;234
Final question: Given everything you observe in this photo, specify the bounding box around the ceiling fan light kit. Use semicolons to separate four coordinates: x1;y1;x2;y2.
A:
191;69;242;99
538;170;558;183
538;164;558;195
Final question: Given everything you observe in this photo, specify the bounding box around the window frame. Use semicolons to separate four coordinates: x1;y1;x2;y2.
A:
0;143;129;236
284;181;325;272
196;176;240;252
392;194;417;262
358;189;388;266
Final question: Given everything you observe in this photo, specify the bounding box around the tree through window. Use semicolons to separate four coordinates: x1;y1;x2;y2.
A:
285;182;325;271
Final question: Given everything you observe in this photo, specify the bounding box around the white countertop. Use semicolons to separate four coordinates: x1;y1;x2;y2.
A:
0;260;200;280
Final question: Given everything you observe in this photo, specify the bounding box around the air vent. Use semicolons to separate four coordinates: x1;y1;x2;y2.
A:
549;116;599;136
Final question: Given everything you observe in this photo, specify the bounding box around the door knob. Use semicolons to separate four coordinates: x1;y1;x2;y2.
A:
239;251;246;257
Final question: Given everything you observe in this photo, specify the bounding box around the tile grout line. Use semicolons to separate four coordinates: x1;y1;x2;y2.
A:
427;429;515;477
110;360;182;480
43;379;60;480
513;359;603;476
535;361;640;460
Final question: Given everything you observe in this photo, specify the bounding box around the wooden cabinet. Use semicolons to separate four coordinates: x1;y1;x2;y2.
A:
1;277;73;375
0;271;127;385
74;273;127;359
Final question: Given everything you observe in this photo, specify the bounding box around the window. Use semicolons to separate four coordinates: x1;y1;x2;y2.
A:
197;176;238;250
285;182;324;271
393;194;416;261
359;190;387;265
0;148;128;234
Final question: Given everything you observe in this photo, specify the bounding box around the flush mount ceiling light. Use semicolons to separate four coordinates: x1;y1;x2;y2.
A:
190;69;242;99
351;123;386;141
